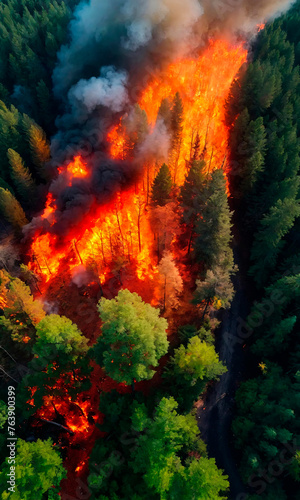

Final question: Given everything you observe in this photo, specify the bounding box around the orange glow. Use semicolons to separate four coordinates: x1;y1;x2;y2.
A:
137;40;247;184
28;39;247;290
107;123;127;160
257;23;265;32
58;155;89;178
0;296;7;310
29;375;100;442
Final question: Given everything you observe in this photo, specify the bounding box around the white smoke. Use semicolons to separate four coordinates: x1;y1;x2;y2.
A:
137;119;170;161
71;265;91;287
120;0;204;50
200;0;297;35
68;66;129;117
53;0;204;96
54;0;296;97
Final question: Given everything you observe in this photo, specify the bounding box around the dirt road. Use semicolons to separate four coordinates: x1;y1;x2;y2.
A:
197;252;251;499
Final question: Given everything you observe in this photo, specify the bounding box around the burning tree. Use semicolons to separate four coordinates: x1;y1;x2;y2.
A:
93;289;169;386
0;270;45;325
157;251;183;310
23;314;91;411
150;201;181;261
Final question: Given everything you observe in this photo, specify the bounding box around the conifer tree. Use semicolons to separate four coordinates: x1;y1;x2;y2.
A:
0;187;28;230
151;163;172;206
191;131;201;163
180;160;206;211
194;169;233;270
36;79;53;130
180;160;207;254
194;264;236;315
7;148;34;200
27;123;50;177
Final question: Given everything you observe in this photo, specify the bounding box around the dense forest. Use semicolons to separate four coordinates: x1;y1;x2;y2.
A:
226;3;300;498
0;0;299;499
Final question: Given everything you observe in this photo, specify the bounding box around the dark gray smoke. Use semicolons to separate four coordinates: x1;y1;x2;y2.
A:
25;0;296;243
52;0;296;157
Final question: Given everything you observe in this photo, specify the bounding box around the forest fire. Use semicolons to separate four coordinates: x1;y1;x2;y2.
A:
28;375;101;443
1;0;299;498
28;40;247;291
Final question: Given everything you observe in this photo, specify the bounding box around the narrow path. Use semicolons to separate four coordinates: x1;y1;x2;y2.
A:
197;248;251;499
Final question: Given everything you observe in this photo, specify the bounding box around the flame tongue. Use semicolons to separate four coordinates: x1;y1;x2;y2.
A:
29;40;247;288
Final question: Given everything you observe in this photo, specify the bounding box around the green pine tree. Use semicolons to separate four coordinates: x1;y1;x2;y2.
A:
151;163;172;206
0;187;28;230
7;148;35;200
194;169;234;270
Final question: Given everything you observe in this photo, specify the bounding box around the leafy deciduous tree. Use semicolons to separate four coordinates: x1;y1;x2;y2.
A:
93;289;169;385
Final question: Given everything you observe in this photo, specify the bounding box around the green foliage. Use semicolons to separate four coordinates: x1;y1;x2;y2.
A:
227;14;300;289
27;123;50;177
228;11;300;500
289;450;300;482
94;289;169;384
0;269;45;325
0;402;7;430
170;336;227;382
233;365;298;484
162;328;222;412
0;187;27;230
34;314;89;362
180;160;206;218
194;169;233;270
0;0;79;195
194;265;236;311
151;163;172;206
131;397;229;498
89;394;228;499
230;110;267;193
7;148;35;200
249;197;300;286
0;438;66;500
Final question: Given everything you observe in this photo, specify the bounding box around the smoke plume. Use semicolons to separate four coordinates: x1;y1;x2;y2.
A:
25;0;296;243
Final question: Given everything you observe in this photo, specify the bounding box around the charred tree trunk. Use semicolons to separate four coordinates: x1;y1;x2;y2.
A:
74;240;83;265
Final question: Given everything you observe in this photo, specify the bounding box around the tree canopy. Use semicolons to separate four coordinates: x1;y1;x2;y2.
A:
93;289;169;384
0;438;66;500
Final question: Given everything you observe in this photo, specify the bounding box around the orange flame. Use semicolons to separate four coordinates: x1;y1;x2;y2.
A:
257;23;265;32
28;40;247;290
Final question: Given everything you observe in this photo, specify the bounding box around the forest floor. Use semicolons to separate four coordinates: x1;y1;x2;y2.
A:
197;235;253;499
